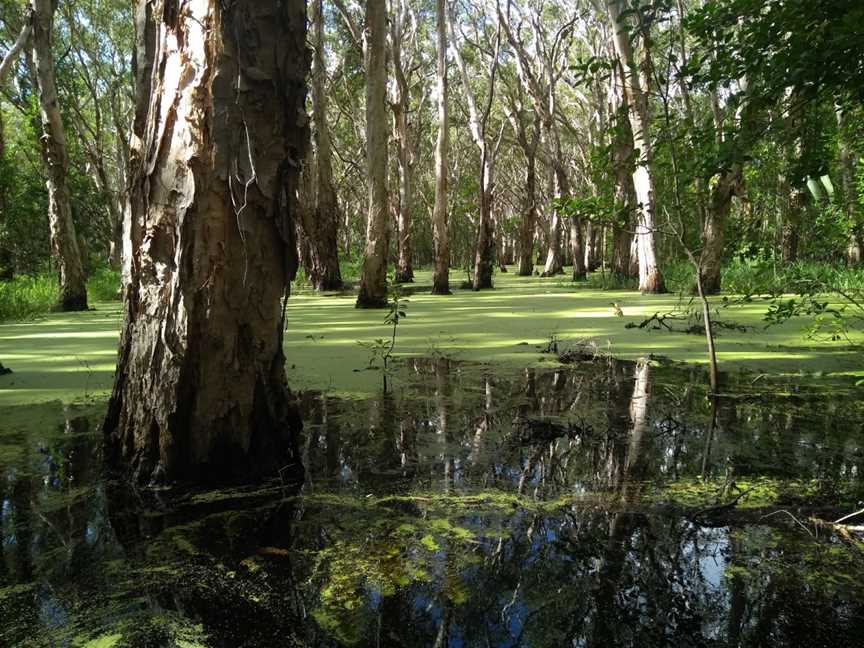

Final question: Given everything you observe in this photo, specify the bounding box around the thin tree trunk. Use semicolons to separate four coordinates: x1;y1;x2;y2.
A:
448;5;501;291
431;0;451;295
473;150;496;290
0;17;31;84
517;154;538;276
506;96;539;277
700;165;743;294
356;0;390;308
391;3;415;285
607;0;664;293
0;108;11;279
611;98;635;277
837;105;862;265
304;0;343;291
31;0;88;310
103;0;307;486
584;220;597;271
542;145;569;277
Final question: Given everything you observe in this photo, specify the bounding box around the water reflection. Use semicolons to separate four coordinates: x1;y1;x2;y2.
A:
1;358;864;646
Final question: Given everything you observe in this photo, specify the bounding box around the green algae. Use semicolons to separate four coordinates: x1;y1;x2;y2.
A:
1;269;861;405
649;476;860;510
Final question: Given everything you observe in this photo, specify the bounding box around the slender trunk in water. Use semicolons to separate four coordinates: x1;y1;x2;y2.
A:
31;0;88;310
431;0;451;294
306;0;343;291
356;0;390;308
607;0;664;293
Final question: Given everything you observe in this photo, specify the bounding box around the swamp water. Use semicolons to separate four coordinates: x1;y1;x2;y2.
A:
1;358;863;647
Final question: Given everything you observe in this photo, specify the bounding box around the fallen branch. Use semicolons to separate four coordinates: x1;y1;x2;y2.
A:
689;486;755;521
834;506;864;525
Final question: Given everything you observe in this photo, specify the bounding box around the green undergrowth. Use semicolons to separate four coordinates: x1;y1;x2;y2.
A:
1;267;862;405
0;269;121;322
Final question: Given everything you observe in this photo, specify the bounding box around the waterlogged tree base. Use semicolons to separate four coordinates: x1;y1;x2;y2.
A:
430;281;452;295
355;292;389;309
393;269;415;284
57;292;89;312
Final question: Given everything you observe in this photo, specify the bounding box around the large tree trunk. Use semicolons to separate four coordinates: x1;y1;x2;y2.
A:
700;165;743;294
104;0;308;486
569;213;586;281
31;0;88;310
607;0;664;294
431;0;451;295
303;0;343;291
356;0;389;308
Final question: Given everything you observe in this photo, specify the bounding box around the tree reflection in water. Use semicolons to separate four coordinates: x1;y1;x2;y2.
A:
1;358;864;646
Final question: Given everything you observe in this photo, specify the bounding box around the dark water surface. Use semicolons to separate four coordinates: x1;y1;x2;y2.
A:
2;358;864;647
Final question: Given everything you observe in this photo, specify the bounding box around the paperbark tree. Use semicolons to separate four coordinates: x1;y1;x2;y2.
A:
450;2;503;290
31;0;89;310
836;105;862;265
390;0;422;284
700;166;744;293
301;0;343;291
356;0;390;307
499;3;582;278
606;0;664;293
104;0;308;486
505;88;540;276
610;104;635;277
431;0;451;294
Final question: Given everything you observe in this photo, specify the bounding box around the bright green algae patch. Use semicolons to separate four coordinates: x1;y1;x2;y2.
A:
1;268;862;403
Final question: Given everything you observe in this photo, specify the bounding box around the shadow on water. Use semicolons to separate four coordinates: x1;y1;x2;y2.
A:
2;357;864;646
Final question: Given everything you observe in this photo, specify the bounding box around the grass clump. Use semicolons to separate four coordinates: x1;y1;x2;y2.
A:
0;268;121;322
0;274;58;321
87;268;122;302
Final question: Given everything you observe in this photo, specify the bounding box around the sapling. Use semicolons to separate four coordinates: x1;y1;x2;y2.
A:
357;281;409;391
